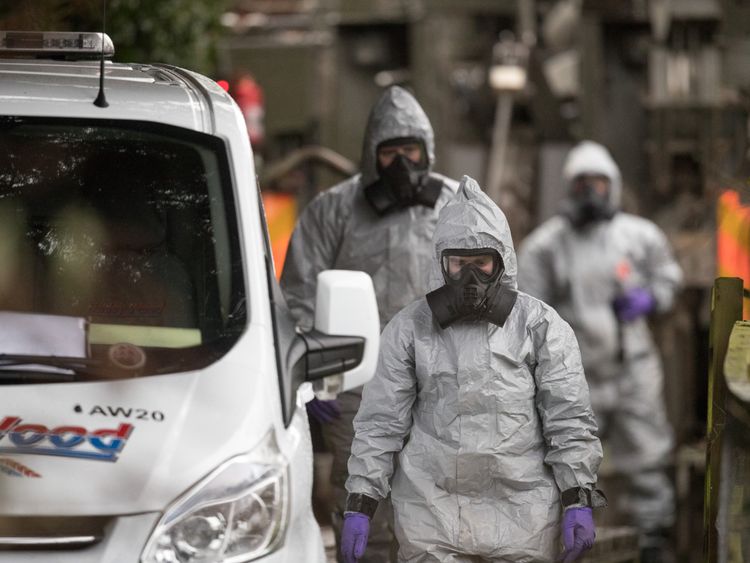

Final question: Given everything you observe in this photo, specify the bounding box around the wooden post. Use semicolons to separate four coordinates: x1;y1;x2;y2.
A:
703;277;743;562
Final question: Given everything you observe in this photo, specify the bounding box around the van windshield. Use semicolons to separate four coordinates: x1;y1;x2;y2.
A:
0;118;246;380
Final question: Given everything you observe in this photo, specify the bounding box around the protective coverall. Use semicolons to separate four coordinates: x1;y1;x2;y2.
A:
346;175;603;562
517;141;683;542
280;85;458;561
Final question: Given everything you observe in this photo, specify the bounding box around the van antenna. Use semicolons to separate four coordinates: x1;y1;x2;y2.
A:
93;0;109;108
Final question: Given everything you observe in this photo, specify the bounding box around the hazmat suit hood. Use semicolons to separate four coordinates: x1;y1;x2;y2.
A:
562;140;622;210
360;86;436;188
430;175;517;291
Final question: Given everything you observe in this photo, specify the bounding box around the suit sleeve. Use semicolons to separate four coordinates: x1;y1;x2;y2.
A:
346;316;417;501
531;309;603;492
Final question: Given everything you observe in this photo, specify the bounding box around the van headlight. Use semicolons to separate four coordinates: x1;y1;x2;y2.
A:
141;431;289;563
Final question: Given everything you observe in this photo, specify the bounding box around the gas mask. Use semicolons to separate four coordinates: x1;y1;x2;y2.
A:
562;174;616;229
426;249;517;329
364;139;442;216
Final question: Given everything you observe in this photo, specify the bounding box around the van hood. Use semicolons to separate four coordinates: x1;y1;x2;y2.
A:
0;325;283;516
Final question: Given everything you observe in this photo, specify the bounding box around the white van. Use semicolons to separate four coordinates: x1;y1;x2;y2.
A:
0;31;379;562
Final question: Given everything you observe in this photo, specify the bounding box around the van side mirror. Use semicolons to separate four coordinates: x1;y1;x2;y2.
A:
300;331;364;381
282;270;379;425
307;270;379;391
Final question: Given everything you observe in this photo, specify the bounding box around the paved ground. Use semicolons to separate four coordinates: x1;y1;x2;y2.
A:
321;525;645;563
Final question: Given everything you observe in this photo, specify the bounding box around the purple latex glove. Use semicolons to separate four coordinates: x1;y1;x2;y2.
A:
613;287;656;323
559;507;595;563
306;397;341;424
341;512;370;563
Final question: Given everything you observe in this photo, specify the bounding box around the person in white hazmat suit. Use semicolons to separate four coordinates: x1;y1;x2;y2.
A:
517;141;683;562
280;85;459;562
342;175;605;563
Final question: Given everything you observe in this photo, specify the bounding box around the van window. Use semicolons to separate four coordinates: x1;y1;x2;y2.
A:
0;117;246;378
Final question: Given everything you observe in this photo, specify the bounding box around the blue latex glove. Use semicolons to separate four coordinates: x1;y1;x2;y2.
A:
341;512;370;563
559;507;596;562
305;397;341;424
613;287;656;323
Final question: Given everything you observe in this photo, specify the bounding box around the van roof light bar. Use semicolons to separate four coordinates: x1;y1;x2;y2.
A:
0;31;115;59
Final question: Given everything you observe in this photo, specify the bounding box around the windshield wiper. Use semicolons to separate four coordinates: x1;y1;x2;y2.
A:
0;354;102;383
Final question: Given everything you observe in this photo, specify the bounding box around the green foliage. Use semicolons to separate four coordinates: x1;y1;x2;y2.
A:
0;0;229;75
106;0;229;74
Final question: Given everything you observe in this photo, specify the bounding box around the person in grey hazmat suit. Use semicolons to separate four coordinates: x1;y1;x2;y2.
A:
342;175;605;563
280;85;459;562
517;141;683;562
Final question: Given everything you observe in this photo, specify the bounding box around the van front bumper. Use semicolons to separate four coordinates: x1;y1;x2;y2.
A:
0;509;325;563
